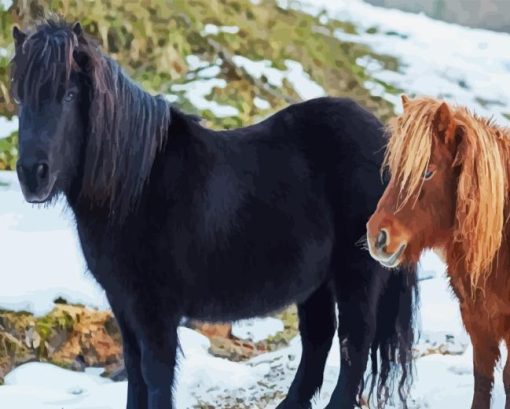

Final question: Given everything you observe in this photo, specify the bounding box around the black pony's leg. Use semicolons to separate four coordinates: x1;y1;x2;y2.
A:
116;312;148;409
137;316;179;409
325;256;377;409
107;299;148;409
277;282;337;409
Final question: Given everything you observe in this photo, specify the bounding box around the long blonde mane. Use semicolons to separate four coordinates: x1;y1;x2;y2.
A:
384;97;509;289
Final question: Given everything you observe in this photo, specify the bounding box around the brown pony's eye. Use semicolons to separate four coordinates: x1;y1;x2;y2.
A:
423;169;434;180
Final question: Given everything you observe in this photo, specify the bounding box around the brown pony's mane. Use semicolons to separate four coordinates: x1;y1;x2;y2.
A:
385;97;510;289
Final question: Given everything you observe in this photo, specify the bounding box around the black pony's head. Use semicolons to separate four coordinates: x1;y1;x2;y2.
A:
11;20;88;203
11;18;170;218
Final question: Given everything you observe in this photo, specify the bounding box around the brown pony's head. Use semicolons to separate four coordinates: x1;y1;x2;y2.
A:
367;95;508;288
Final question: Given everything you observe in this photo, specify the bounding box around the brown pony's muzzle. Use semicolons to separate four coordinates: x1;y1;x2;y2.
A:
366;210;409;269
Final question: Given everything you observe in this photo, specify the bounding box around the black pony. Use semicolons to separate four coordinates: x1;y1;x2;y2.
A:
11;19;417;409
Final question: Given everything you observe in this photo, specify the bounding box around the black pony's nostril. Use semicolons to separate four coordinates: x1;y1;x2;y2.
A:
375;230;388;250
36;163;49;181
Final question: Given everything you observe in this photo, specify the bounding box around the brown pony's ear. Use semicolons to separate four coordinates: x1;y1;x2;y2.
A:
433;102;457;145
401;95;410;110
12;26;27;48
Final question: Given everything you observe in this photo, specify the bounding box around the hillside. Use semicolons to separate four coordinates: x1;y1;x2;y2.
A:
0;0;400;169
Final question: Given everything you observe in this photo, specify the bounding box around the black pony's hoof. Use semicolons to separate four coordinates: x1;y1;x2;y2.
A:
275;398;312;409
323;400;356;409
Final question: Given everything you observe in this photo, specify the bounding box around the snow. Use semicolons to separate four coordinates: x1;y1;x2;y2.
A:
410;347;505;408
284;60;326;100
253;96;271;110
170;55;239;117
0;363;126;409
0;171;108;316
232;56;326;100
171;78;240;117
232;55;286;87
0;0;12;10
185;54;210;71
232;317;284;342
202;24;240;35
175;54;326;117
0;328;270;409
0;116;18;139
174;328;271;407
278;0;510;124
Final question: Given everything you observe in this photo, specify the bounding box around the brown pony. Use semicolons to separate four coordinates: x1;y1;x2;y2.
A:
366;95;510;409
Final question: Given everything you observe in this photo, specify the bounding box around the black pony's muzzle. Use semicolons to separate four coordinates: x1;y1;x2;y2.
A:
16;160;55;203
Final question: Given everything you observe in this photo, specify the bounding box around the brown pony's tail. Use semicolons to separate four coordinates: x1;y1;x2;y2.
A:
363;264;418;408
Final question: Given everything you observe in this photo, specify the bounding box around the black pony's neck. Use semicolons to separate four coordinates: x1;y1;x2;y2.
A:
74;54;172;222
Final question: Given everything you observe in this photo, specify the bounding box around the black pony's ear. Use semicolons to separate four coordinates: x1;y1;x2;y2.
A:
12;26;27;48
72;22;83;37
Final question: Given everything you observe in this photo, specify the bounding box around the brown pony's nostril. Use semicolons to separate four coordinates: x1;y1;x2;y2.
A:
375;229;388;250
36;163;49;181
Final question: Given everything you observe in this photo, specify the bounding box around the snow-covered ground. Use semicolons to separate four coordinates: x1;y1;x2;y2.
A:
282;0;510;125
0;172;108;315
0;174;504;408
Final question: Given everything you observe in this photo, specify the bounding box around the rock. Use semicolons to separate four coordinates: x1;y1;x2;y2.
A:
191;322;232;338
0;305;122;381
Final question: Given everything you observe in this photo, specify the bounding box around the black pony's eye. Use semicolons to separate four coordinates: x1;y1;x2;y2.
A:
63;90;76;102
423;169;434;180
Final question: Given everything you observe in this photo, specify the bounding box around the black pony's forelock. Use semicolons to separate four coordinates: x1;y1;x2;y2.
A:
11;18;171;221
11;18;78;107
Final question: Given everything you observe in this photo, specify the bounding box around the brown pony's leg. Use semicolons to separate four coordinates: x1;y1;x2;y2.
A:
467;324;499;409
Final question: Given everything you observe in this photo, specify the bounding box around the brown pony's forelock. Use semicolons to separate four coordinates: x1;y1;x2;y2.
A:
383;98;438;210
11;18;171;221
385;97;509;290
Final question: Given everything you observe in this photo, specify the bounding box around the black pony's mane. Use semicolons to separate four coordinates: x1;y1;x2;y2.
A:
11;18;171;220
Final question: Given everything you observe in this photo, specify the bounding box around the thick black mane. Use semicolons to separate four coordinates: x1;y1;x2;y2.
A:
11;18;171;219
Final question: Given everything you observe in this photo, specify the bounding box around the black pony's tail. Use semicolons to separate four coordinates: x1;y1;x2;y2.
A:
363;264;418;408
